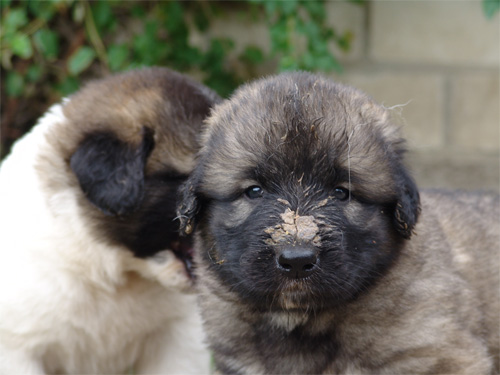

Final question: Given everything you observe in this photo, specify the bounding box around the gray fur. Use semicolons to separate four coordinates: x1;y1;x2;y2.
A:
179;72;499;374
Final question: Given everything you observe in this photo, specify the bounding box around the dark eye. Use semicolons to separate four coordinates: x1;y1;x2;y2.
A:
333;187;349;201
245;185;264;199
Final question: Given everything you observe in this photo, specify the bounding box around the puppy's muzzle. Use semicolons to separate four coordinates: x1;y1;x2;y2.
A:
276;245;318;279
265;207;322;279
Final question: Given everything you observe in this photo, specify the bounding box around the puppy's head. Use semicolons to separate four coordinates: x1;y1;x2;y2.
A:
178;72;419;309
40;67;220;280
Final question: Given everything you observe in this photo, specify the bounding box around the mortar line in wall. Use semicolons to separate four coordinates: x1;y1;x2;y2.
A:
442;74;453;149
341;61;500;76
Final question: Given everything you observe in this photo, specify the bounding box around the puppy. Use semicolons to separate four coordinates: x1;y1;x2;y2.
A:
178;72;500;374
0;67;220;374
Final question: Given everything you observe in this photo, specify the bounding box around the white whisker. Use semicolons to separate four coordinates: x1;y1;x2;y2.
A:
382;99;412;111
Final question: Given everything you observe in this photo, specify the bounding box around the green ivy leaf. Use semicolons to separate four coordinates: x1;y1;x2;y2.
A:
56;76;80;96
108;43;129;71
200;38;238;96
301;52;315;70
144;20;159;37
3;8;28;33
302;21;321;39
278;0;298;15
92;0;114;30
240;45;265;64
163;1;184;33
0;0;13;12
483;0;500;18
33;29;59;60
51;0;73;5
193;7;210;32
133;22;162;65
27;1;56;22
6;70;24;97
263;1;278;14
131;4;146;18
67;46;96;75
270;18;290;53
26;64;43;82
337;31;353;52
279;55;299;71
173;45;202;69
302;1;325;22
11;33;33;59
316;55;342;73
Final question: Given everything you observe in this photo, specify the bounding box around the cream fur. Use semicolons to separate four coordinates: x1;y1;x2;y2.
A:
0;104;210;374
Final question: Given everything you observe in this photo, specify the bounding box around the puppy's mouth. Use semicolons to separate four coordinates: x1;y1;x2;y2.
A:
169;238;195;278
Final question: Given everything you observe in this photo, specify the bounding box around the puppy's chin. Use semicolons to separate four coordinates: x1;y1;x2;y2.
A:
276;279;324;311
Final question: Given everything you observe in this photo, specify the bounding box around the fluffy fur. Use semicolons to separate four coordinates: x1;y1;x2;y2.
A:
178;72;500;374
0;67;220;374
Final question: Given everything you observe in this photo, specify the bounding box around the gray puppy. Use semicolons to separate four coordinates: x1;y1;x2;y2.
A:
178;72;500;374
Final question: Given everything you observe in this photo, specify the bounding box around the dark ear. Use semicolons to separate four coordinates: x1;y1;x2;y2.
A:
176;169;202;236
393;167;421;239
70;127;155;216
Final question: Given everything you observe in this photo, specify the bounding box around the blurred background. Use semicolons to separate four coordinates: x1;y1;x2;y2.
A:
1;0;499;191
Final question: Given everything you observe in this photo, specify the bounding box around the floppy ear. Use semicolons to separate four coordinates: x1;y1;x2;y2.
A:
393;167;421;239
176;169;203;236
70;127;155;216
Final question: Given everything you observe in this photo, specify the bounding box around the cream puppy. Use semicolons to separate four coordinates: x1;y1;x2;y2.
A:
0;67;220;374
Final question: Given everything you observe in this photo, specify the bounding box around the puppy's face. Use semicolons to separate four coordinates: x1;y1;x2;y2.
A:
41;68;220;278
179;72;420;310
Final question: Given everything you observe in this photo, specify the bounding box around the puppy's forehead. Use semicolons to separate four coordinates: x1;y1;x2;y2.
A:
201;73;404;199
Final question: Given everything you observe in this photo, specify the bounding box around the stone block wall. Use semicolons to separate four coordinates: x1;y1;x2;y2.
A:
329;1;499;191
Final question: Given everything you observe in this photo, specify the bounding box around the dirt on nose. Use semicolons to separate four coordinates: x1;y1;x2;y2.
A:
265;208;321;246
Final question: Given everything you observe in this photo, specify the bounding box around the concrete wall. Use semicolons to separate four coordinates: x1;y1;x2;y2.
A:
199;1;500;191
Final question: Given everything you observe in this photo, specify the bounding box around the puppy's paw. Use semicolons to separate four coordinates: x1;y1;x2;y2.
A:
128;250;192;292
147;250;193;291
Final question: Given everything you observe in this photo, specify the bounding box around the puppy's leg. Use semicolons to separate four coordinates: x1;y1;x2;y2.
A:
134;314;211;374
359;333;493;375
0;347;44;374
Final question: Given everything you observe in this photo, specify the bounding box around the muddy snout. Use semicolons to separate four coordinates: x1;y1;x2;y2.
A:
265;208;322;279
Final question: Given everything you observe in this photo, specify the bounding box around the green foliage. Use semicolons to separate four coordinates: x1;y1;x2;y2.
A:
33;29;59;60
5;69;23;97
1;0;356;101
68;46;96;76
252;0;349;72
3;0;492;158
483;0;500;18
1;0;361;157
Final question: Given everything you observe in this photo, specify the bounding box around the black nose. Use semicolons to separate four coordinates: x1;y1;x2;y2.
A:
277;246;318;279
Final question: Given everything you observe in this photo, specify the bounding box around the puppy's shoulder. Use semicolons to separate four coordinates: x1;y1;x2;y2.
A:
418;189;499;251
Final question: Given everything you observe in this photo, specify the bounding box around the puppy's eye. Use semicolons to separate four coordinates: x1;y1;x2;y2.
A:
333;187;349;201
245;185;264;199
